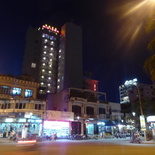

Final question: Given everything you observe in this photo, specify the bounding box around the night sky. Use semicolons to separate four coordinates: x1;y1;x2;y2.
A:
0;0;153;103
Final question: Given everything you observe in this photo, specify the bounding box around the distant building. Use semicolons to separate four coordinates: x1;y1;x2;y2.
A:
119;78;155;104
119;78;138;104
83;78;99;92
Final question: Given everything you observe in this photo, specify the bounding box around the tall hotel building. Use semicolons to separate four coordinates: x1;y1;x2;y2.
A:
58;22;83;92
22;24;59;94
22;23;83;95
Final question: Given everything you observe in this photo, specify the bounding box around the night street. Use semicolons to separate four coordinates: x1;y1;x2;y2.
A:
0;139;155;155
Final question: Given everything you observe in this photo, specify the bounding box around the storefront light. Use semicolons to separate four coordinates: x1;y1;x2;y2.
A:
35;119;42;123
44;121;69;129
147;116;155;122
118;124;123;129
5;118;14;122
97;122;105;126
18;118;26;122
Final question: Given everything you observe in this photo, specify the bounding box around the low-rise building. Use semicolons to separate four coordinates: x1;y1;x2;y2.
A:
47;87;122;137
0;75;46;138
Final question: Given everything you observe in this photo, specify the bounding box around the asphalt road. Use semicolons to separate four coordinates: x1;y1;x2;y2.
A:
0;139;155;155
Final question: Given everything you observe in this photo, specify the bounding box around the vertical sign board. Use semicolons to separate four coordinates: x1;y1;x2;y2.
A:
140;115;146;131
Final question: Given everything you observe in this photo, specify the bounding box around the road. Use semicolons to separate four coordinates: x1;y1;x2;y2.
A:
0;139;155;155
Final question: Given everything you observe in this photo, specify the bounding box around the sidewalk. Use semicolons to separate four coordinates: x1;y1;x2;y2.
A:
0;137;155;144
0;137;10;143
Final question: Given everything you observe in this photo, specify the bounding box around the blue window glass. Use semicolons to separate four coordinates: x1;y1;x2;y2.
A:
12;87;22;95
25;89;33;97
49;36;56;40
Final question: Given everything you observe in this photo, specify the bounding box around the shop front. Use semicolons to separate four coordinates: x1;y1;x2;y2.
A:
147;115;155;140
43;111;74;138
0;112;43;138
85;120;116;137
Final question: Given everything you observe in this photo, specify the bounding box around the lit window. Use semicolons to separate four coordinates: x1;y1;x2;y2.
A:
49;65;52;68
58;79;60;82
42;34;45;37
25;89;33;98
44;46;47;48
49;71;51;73
48;77;51;80
47;83;51;86
31;63;36;68
12;87;22;95
49;36;56;40
59;55;61;58
44;39;48;42
41;76;44;78
50;59;52;61
51;41;54;44
43;57;46;60
42;69;45;72
57;86;60;89
59;50;61;53
44;51;47;54
41;82;44;85
47;90;50;93
42;63;45;66
50;47;53;50
50;53;53;56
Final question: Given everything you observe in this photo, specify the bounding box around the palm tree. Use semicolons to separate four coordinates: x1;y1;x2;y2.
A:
144;14;155;82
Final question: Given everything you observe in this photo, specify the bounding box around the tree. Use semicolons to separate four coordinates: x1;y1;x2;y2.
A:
144;14;155;82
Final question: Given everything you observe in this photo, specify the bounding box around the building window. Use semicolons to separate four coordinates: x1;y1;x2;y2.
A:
86;107;94;115
99;108;105;114
49;36;56;40
0;86;10;95
7;103;11;109
15;103;19;109
19;103;23;109
72;105;81;116
12;87;22;96
35;104;38;109
31;63;36;68
25;89;33;98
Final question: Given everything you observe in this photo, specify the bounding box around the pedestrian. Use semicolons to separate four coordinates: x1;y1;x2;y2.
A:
9;131;15;142
51;132;55;141
54;132;57;140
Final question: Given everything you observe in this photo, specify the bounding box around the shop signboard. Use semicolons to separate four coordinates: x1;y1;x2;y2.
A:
0;112;25;118
46;110;74;121
140;115;146;131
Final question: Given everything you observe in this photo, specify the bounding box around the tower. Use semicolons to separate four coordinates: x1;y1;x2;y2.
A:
22;24;59;94
23;22;83;97
57;22;83;92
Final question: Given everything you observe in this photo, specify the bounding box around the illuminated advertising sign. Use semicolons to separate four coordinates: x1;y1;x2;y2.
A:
46;111;74;121
147;116;155;122
140;115;146;131
44;121;70;137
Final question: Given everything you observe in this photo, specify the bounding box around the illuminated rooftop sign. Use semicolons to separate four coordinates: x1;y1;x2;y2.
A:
124;78;137;86
42;24;59;33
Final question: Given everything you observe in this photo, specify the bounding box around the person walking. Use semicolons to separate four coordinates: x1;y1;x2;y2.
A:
9;131;15;142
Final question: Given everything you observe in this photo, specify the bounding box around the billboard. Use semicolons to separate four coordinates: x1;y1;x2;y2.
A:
140;115;146;131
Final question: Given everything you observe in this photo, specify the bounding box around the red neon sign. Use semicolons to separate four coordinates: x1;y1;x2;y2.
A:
42;25;59;33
